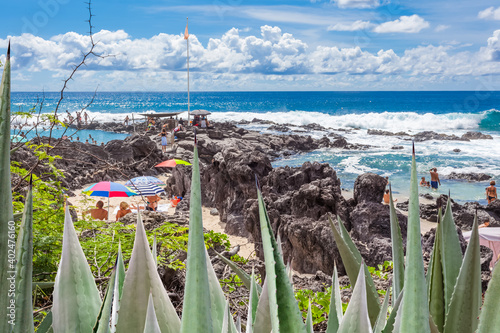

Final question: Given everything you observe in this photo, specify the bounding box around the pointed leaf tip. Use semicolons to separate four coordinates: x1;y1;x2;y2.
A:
7;40;10;60
29;173;33;187
255;174;261;190
412;140;415;156
194;127;197;145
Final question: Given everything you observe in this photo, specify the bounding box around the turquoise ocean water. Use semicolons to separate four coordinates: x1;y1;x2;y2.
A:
10;91;500;204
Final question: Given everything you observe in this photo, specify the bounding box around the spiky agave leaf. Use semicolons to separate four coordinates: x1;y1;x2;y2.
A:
440;197;462;314
389;186;405;300
94;247;126;333
246;268;259;333
257;186;306;333
152;234;158;267
216;251;262;294
328;215;380;326
221;300;238;333
394;146;430;332
373;287;391;333
115;213;180;333
236;316;242;333
13;176;34;333
110;244;125;333
52;205;102;333
477;250;500;332
0;41;13;333
427;211;445;332
337;264;373;333
36;311;53;333
442;215;481;333
93;264;117;333
180;144;213;332
325;263;343;333
206;248;238;332
381;289;403;333
143;293;162;333
252;277;271;333
305;300;314;333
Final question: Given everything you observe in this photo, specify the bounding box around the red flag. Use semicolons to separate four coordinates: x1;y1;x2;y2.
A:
184;23;189;40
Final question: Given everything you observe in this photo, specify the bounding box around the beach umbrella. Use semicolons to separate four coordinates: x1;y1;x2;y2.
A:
125;176;164;186
155;159;192;168
189;109;211;116
82;181;136;219
127;183;165;196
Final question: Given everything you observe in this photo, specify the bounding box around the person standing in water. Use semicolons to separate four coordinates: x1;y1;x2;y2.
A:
486;180;497;204
430;168;441;191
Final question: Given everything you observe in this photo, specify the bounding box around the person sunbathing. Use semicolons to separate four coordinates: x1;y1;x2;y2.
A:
116;201;136;221
83;200;108;220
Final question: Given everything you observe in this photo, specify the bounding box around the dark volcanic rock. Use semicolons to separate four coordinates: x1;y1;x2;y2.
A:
367;129;409;136
391;146;404;150
444;172;492;182
350;202;408;243
461;131;493;140
353;173;387;205
268;124;291;132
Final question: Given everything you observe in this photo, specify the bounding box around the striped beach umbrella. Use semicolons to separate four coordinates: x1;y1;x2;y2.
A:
125;176;164;186
127;183;165;196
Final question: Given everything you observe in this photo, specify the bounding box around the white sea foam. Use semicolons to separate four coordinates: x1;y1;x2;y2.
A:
208;110;491;133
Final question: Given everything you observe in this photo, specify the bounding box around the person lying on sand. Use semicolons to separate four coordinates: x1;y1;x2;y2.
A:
83;200;108;220
116;201;137;221
146;195;161;211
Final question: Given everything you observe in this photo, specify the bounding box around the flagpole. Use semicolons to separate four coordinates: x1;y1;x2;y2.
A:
186;17;190;124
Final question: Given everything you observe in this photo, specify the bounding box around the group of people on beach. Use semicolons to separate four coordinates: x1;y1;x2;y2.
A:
420;168;441;190
84;193;163;221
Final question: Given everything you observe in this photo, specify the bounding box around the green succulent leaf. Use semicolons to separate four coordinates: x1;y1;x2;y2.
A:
257;187;306;333
477;248;500;332
0;42;14;333
337;264;373;333
110;244;125;333
247;268;259;332
427;214;445;332
152;234;158;267
373;286;391;333
253;277;272;333
93;258;121;333
394;148;430;333
325;263;343;333
440;197;463;314
180;145;213;333
115;213;180;333
305;300;314;333
443;215;481;333
36;311;53;333
216;251;262;294
222;300;238;333
389;188;405;300
52;205;102;333
14;178;34;333
328;215;380;326
143;293;162;333
206;248;238;332
381;289;403;333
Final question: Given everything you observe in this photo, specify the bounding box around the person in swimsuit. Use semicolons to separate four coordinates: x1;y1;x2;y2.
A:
116;202;134;221
430;168;441;191
159;129;168;153
146;195;160;211
83;200;108;220
420;177;426;186
486;181;497;204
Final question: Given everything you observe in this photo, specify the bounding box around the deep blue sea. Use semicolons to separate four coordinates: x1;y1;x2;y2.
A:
10;91;500;204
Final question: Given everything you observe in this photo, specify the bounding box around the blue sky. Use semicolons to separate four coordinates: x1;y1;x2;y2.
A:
1;0;500;91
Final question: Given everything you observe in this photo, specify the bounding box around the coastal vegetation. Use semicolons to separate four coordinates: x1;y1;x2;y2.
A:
2;22;500;333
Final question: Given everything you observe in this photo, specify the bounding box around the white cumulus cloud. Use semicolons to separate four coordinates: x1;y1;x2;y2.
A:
328;20;374;31
373;15;430;34
478;7;500;20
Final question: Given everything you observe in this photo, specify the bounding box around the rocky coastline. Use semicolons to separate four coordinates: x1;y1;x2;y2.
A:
12;121;497;284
